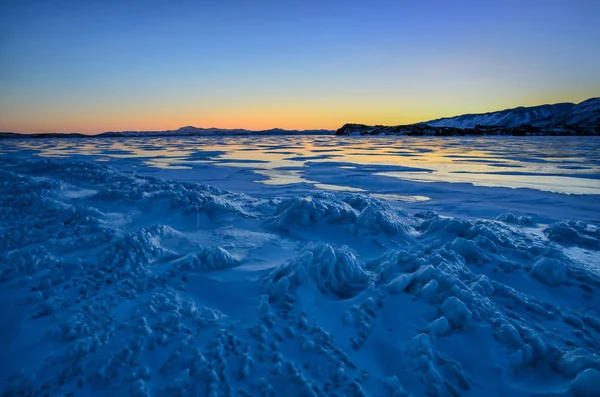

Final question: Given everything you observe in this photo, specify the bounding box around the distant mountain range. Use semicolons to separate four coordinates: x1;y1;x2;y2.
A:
0;127;332;139
336;97;600;136
2;97;599;139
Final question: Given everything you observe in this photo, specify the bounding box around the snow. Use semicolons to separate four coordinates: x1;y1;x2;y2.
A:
264;243;369;299
571;368;600;397
530;257;567;286
1;136;600;396
425;103;574;128
424;97;599;129
425;316;451;336
441;296;473;329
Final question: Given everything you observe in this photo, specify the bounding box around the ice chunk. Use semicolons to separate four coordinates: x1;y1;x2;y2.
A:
267;196;357;230
414;209;438;219
172;247;239;273
495;213;536;227
264;243;369;299
350;202;412;236
441;296;472;329
419;215;473;237
426;317;450;336
450;238;490;264
383;375;409;396
405;333;434;360
494;322;523;348
554;348;600;378
530;257;567;286
545;221;600;249
419;279;439;298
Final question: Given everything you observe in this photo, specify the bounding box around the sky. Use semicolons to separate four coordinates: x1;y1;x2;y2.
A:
1;0;599;134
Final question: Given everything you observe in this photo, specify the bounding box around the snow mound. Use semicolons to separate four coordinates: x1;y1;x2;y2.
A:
267;195;357;230
264;243;369;299
267;193;412;238
366;249;428;283
530;257;568;286
449;237;491;264
418;214;473;237
571;369;600;397
495;213;536;227
99;226;172;272
554;348;600;378
0;173;112;253
96;179;253;218
440;296;473;329
162;182;255;217
425;316;451;336
2;155;600;397
545;221;600;249
171;247;240;274
343;193;409;215
350;202;412;237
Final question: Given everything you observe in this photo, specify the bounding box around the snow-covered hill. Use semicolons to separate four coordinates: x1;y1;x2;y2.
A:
426;103;575;128
337;97;599;136
425;97;600;129
535;97;600;128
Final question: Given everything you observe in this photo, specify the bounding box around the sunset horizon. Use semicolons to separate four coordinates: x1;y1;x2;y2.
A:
2;2;600;395
2;93;598;134
2;0;599;134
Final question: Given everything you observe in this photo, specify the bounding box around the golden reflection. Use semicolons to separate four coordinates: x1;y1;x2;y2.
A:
3;136;599;195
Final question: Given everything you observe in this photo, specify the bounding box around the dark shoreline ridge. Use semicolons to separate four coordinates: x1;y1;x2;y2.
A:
0;128;333;140
334;123;599;136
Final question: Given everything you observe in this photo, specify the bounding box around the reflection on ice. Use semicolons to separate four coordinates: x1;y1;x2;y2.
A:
370;193;431;202
2;135;599;194
379;171;600;195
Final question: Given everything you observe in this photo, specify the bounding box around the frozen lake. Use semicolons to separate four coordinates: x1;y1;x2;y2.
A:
2;135;599;221
1;135;600;396
4;135;600;192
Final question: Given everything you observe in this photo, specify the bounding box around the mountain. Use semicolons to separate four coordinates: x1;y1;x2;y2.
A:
0;132;89;139
336;97;599;136
3;97;599;139
425;103;575;129
425;97;599;129
335;123;546;137
0;127;333;139
535;97;600;128
97;126;332;137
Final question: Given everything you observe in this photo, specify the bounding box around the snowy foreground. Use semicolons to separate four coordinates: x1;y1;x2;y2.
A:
1;155;600;397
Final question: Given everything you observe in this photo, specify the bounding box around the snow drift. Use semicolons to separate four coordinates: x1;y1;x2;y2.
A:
1;156;600;397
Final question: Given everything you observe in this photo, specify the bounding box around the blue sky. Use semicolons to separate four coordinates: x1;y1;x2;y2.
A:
1;0;599;133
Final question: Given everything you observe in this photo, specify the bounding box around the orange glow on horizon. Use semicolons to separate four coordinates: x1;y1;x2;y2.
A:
1;91;597;135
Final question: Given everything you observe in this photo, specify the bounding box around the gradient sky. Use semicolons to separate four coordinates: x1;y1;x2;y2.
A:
1;0;599;133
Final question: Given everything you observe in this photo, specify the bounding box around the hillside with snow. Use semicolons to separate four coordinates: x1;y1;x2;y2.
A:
536;97;600;128
425;103;575;129
425;97;600;130
337;97;600;136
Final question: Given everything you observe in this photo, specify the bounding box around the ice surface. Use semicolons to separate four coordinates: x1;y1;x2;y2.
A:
1;145;600;396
